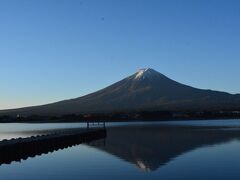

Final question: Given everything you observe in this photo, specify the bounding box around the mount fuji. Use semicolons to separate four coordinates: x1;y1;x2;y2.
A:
1;68;240;117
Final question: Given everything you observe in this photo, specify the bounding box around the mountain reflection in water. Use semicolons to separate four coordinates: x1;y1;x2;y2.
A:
1;123;240;175
89;125;240;172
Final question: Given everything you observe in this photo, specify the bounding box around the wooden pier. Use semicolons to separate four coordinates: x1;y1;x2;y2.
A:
0;127;107;165
87;121;106;129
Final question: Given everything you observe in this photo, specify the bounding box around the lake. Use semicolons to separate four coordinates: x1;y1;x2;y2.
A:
1;119;240;179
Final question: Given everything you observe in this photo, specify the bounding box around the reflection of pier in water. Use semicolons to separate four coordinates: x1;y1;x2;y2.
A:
0;128;106;166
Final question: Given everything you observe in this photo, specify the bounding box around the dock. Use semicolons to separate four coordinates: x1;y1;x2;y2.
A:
0;127;107;165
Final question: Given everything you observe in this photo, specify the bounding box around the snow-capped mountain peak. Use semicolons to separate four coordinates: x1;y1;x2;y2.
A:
1;68;239;116
134;68;157;80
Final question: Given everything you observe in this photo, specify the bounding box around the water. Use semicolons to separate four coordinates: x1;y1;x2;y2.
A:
0;123;86;140
1;120;240;179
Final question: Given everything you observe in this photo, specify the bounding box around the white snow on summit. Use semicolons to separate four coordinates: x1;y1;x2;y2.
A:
134;68;156;80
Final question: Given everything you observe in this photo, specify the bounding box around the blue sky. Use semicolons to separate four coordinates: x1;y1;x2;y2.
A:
0;0;240;109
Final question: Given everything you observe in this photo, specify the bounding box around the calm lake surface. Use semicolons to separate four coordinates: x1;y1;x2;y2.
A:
1;119;240;179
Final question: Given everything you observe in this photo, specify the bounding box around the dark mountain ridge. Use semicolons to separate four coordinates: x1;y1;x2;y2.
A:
1;68;240;117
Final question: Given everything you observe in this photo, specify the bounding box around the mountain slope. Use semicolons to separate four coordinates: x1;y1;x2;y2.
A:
1;68;240;116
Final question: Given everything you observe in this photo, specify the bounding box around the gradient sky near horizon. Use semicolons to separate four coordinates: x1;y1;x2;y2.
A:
0;0;240;109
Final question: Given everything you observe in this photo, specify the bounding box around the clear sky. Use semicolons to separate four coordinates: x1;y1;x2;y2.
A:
0;0;240;109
